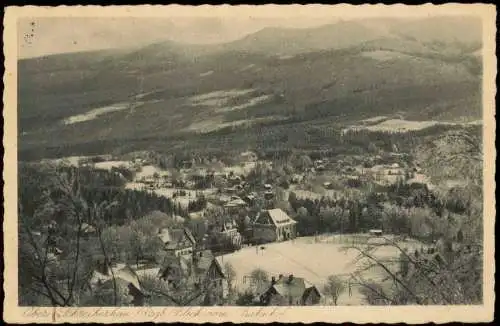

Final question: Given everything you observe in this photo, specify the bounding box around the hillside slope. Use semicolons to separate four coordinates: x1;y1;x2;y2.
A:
18;17;483;160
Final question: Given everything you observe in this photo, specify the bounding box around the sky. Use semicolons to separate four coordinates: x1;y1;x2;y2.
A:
18;16;340;59
16;5;488;59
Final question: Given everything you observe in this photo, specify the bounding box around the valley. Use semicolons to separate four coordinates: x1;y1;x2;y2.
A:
16;14;485;309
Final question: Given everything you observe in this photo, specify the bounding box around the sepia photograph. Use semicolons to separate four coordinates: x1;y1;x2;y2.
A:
3;4;496;324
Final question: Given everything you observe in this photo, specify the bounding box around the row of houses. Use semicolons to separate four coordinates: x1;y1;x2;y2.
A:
86;208;302;306
32;204;320;307
209;207;299;246
88;226;227;306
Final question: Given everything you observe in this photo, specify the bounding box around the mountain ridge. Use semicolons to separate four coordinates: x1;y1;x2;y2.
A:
18;16;482;61
18;16;483;160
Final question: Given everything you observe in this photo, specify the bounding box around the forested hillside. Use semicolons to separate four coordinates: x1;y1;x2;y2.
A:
18;17;482;161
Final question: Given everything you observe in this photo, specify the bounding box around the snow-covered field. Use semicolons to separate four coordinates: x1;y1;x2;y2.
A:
214;95;272;113
361;50;414;61
41;156;87;166
360;115;389;124
344;118;483;134
223;162;257;176
94;160;132;170
218;234;420;305
199;70;214;77
185;116;285;133
347;119;440;133
63;103;131;125
135;165;164;179
188;89;255;107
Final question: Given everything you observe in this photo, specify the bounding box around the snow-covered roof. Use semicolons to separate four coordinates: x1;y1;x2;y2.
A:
255;209;297;226
157;227;196;249
225;198;247;207
91;264;143;293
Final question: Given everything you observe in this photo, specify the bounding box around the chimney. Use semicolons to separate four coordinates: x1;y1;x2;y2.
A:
271;276;276;285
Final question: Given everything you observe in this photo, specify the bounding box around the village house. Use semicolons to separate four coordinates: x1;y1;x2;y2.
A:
243;193;257;206
264;191;275;200
316;164;326;171
157;252;193;289
323;181;333;189
162;178;174;188
90;262;146;306
227;174;243;186
46;247;63;262
223;186;239;195
237;179;248;188
240;151;258;163
214;219;243;247
157;249;228;304
180;159;195;170
157;227;197;259
217;194;232;205
80;223;97;239
184;179;196;189
224;196;248;214
369;229;383;237
258;274;321;306
194;250;228;302
291;174;305;184
253;209;298;243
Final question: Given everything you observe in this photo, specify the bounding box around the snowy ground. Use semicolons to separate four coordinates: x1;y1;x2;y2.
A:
62;103;131;125
217;234;421;305
94;160;132;170
135;165;164;179
41;156;87;166
344;118;482;134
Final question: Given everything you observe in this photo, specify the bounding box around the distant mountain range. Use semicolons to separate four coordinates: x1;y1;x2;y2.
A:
18;16;483;160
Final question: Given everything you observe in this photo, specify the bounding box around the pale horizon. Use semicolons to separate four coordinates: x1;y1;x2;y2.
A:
18;16;344;59
17;7;483;59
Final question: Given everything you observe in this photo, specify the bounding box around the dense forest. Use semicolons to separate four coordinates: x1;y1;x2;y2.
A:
19;163;185;228
286;179;478;243
18;114;477;162
100;123;478;172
